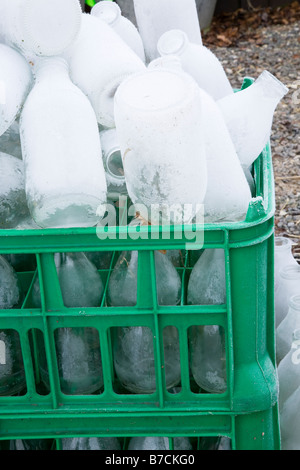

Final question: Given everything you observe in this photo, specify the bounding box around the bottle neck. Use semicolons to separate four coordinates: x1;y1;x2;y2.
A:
253;70;289;101
34;57;70;83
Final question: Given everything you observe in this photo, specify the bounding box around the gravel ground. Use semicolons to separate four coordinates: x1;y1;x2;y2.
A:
204;19;300;262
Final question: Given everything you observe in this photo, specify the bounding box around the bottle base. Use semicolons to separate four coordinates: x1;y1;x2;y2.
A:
29;194;107;229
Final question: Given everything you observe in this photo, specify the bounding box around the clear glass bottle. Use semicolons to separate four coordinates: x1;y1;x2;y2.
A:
20;57;107;229
0;43;33;137
114;68;207;225
63;13;146;128
0;152;30;229
91;1;145;62
33;253;104;395
187;249;227;393
276;295;300;365
275;237;297;292
275;264;300;328
157;29;233;101
108;249;182;394
133;0;202;62
61;437;121;450
0;0;82;57
218;70;289;168
9;439;54;450
128;436;193;451
278;328;300;411
0;256;26;396
99;128;127;201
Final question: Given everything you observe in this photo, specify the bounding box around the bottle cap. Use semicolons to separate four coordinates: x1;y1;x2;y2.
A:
22;0;82;56
91;1;121;27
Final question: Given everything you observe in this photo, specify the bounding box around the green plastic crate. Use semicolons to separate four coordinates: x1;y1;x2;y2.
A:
0;80;280;451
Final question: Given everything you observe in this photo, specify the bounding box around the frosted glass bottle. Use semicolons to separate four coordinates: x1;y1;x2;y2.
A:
280;385;300;450
61;437;121;450
0;44;33;137
146;59;250;222
128;436;193;451
33;253;104;395
62;13;146;128
0;121;22;159
114;68;207;225
20;57;107;229
278;329;300;411
157;30;233;101
91;1;145;62
197;87;252;222
276;295;300;365
0;0;82;57
9;439;54;451
133;0;202;62
0;152;30;229
218;71;289;168
188;249;227;394
108;249;181;394
99;128;127;201
0;256;26;396
275;237;297;292
275;264;300;328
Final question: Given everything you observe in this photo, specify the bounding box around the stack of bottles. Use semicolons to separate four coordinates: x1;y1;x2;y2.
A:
0;0;288;229
274;237;300;450
0;0;294;452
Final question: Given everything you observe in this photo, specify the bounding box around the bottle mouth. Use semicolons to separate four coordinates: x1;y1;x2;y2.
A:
255;70;289;98
22;0;82;56
275;236;293;251
148;56;183;73
279;264;300;280
91;1;121;26
106;148;125;181
157;30;189;57
289;295;300;311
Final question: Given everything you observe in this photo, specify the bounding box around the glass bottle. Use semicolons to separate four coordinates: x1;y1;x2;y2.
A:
217;70;289;168
0;0;82;57
114;68;207;225
199;436;232;451
0;256;26;396
20;57;107;229
62;13;146;128
133;0;202;62
278;328;300;411
157;29;233;101
91;1;145;62
0;44;33;137
276;295;300;365
280;385;300;450
275;237;297;292
9;439;54;450
0;152;30;229
275;264;300;328
99;128;127;201
128;436;193;451
0;121;22;159
187;249;227;394
33;253;104;395
196;87;251;223
61;437;121;450
108;249;182;394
